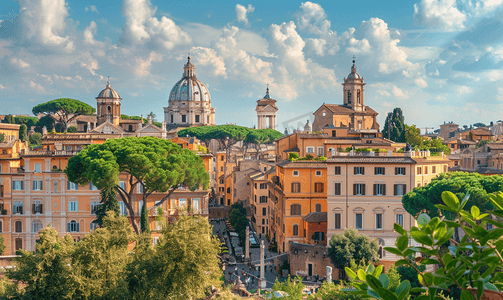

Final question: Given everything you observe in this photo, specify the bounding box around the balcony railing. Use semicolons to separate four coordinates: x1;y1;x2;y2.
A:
21;149;81;157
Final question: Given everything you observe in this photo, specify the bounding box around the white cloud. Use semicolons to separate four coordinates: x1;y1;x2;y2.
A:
120;0;190;49
235;4;254;26
297;2;332;35
85;5;99;13
414;0;466;31
415;78;428;87
0;84;5;90
10;57;30;69
134;51;163;76
457;85;473;95
392;85;409;99
83;21;104;46
28;80;47;94
17;0;74;51
190;47;227;77
305;38;327;56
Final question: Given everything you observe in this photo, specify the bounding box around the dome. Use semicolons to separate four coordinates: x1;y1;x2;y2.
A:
97;80;121;99
347;60;361;79
168;56;211;103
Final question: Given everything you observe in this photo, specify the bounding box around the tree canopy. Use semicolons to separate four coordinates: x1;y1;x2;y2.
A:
65;136;209;234
382;108;406;142
32;98;95;129
402;171;503;219
405;124;450;154
327;228;379;278
178;125;282;146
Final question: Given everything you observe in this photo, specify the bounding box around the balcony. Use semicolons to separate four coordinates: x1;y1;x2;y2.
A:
21;149;80;157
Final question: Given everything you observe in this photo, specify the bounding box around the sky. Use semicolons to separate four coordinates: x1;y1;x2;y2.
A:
1;0;503;133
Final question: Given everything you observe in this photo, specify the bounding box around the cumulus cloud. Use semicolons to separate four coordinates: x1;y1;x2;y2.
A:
16;0;74;51
415;78;428;87
85;5;99;13
134;51;163;76
414;0;466;31
120;0;190;49
235;4;254;26
392;85;409;99
190;47;227;77
297;2;331;35
10;57;30;69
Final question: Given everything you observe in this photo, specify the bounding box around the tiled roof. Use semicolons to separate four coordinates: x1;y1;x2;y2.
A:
488;144;503;150
277;160;327;168
327;156;416;164
322;104;377;115
303;212;327;223
298;133;329;138
283;146;300;153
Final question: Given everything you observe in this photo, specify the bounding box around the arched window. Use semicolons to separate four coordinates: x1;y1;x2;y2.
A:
357;90;361;104
347;90;352;103
107;106;111;114
315;203;322;212
32;220;43;233
15;238;22;250
15;221;22;233
293;224;299;236
68;220;79;232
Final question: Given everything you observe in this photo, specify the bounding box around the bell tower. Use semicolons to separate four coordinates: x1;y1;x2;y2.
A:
342;58;365;112
96;79;122;126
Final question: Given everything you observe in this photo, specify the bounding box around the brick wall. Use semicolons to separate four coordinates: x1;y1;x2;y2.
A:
289;242;338;280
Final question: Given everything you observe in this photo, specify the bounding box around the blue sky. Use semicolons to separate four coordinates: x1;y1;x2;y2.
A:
1;0;503;133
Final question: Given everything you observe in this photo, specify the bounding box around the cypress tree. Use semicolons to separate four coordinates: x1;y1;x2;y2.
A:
382;107;406;142
94;187;120;227
19;124;27;142
140;203;150;233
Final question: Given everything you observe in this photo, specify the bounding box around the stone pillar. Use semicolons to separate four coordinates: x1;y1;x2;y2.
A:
260;240;266;288
326;266;332;283
245;226;250;262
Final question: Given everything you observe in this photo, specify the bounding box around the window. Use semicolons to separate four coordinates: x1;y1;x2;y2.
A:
119;202;128;216
487;223;494;230
293;224;299;236
396;214;404;227
432;166;436;173
262;207;267;216
195;115;200;122
12;181;24;190
354;167;365;175
137;183;144;194
313;232;325;241
394;184;407;196
424;166;428;174
315;203;322;212
334;183;341;195
170;115;173;123
373;184;386;196
355;214;362;229
15;221;22;232
334;166;341;175
53;181;58;193
68;201;78;212
291;204;301;215
221;155;224;161
220;166;223;172
374;167;385;175
292;170;299;176
68;220;79;232
395;167;406;175
34;163;41;173
193;198;200;213
376;214;383;229
260;183;267;189
334;213;341;229
67;181;78;191
119;181;125;190
417;167;422;175
32;201;42;214
179;199;186;207
15;238;22;250
314;182;324;193
91;201;99;214
219;179;224;184
32;220;43;233
317;147;324;156
291;182;301;193
32;180;43;191
13;202;23;214
353;184;366;195
90;223;97;231
89;182;99;190
259;196;267;203
315;170;322;176
262;219;265;225
181;115;186;122
306;147;314;153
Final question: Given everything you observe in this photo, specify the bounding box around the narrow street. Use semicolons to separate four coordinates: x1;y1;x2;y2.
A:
211;218;281;290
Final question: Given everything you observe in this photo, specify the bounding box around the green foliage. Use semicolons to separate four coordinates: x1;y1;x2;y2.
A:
36;115;55;132
402;172;503;219
140;203;150;234
476;139;494;149
473;122;486;128
67;125;78;133
328;228;379;274
382;108;406;142
65;136;209;234
396;263;425;288
386;266;402;292
94;187;120;227
0;235;6;255
2;115;14;124
32;98;95;128
289;152;299;160
310;281;365;300
126;214;222;299
13;116;39;128
29;132;42;146
271;276;305;300
405;125;451;154
405;124;422;146
19;124;27;142
0;133;4;143
244;128;283;144
229;202;248;245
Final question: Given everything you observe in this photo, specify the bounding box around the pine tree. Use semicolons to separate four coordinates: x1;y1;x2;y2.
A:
94;187;120;227
382;108;406;142
140;203;150;234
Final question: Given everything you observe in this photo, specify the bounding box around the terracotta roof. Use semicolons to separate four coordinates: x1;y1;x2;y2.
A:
264;166;276;175
488;144;503;150
0;140;17;148
283;146;300;153
458;139;477;145
119;119;143;124
470;128;493;136
327;156;416;164
303;212;327;223
320;104;377;115
277;160;327;168
298;133;329;138
74;115;97;123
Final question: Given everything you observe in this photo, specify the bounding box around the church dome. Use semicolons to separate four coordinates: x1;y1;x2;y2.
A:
168;56;211;103
347;59;361;79
97;80;121;99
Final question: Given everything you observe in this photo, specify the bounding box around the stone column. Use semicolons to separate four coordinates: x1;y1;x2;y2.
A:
245;226;250;262
260;240;266;288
